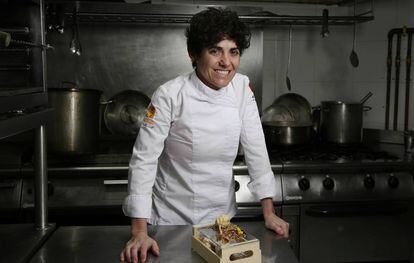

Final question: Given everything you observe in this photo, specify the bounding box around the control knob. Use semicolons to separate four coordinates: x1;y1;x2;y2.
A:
388;174;399;188
364;175;375;189
298;177;310;191
234;180;240;192
323;176;335;190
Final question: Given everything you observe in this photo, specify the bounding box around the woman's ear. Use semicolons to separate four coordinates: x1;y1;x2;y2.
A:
189;53;197;68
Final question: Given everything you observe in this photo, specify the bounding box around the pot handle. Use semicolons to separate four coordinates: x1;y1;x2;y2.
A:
363;106;372;111
100;100;114;105
60;81;78;89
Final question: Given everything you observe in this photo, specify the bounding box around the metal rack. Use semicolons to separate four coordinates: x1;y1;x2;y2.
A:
63;11;373;25
0;0;52;236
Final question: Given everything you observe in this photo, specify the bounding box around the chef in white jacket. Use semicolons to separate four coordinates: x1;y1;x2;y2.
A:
120;7;289;263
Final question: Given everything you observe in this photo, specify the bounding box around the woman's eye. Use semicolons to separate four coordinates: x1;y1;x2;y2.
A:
209;48;220;55
231;49;240;56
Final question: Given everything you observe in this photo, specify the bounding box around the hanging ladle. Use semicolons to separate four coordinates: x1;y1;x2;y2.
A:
360;91;373;104
350;0;359;67
286;25;292;91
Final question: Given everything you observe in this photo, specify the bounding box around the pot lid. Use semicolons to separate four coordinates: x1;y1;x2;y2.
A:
262;93;312;126
104;90;150;136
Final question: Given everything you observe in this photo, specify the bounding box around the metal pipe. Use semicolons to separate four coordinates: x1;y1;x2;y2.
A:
385;31;394;130
404;32;412;130
34;125;48;229
393;33;402;131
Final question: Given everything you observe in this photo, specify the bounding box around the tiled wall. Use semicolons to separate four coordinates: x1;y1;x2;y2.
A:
261;0;414;130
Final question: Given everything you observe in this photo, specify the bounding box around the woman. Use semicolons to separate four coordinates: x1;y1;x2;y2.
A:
120;7;289;263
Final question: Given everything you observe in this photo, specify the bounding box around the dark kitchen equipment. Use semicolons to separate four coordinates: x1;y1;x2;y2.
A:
385;27;414;130
349;0;359;67
47;82;102;154
320;9;329;38
320;99;371;144
262;93;313;146
286;26;292;91
103;90;150;136
262;125;313;146
359;91;373;104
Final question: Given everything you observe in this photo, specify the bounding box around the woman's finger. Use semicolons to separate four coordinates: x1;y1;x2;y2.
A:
125;244;132;263
151;240;160;256
130;243;139;263
139;240;148;262
119;249;126;262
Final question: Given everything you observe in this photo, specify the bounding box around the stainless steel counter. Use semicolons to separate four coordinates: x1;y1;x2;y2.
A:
0;223;56;263
28;222;298;263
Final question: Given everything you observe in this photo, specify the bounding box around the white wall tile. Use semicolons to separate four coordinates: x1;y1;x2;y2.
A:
261;0;413;130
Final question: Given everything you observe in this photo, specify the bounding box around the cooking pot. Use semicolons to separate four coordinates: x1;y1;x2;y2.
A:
103;90;150;136
47;82;102;154
261;93;313;146
320;100;371;144
262;124;314;147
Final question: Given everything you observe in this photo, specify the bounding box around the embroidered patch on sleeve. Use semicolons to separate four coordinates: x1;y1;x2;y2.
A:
146;104;156;119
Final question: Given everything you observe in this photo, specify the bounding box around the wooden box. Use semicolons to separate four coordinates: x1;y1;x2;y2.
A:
191;222;261;263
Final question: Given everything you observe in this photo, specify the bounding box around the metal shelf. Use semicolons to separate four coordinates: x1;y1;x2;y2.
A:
0;107;53;140
65;11;373;25
0;87;45;98
0;91;47;113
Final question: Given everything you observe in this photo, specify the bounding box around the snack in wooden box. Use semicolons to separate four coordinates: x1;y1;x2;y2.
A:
191;215;261;263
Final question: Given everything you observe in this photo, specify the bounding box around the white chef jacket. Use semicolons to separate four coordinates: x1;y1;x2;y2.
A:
123;71;277;225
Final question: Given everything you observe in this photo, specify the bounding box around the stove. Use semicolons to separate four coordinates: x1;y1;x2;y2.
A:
259;141;414;263
269;142;400;163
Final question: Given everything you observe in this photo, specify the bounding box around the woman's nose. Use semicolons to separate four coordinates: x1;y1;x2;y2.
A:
219;52;231;67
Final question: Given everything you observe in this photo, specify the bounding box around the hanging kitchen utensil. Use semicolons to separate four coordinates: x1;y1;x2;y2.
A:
350;0;359;67
70;8;81;56
286;25;292;91
360;91;373;104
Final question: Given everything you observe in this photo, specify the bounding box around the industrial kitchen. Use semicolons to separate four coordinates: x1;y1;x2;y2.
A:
0;0;413;262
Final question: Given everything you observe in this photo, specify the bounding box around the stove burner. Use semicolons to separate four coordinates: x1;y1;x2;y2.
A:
269;143;399;162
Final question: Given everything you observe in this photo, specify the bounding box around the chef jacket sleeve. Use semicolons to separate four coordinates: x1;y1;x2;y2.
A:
123;85;172;218
239;80;277;201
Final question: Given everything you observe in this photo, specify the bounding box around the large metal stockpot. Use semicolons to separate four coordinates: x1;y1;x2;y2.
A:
320;101;365;144
47;83;102;154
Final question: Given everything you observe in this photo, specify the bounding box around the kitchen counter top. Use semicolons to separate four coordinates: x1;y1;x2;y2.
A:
0;223;56;263
28;222;298;263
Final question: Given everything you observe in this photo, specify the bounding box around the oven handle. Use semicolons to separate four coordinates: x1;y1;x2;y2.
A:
305;203;408;217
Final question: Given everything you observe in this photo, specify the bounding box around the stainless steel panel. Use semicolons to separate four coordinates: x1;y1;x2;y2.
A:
0;178;22;213
28;223;298;263
46;22;263;110
235;174;283;205
299;202;414;263
21;177;127;209
281;172;414;204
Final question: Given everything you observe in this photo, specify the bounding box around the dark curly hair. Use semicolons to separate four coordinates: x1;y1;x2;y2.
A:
186;7;251;68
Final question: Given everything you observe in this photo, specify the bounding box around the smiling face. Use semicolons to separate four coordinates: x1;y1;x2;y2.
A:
193;39;241;90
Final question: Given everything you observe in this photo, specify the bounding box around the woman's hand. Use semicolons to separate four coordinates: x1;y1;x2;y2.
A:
261;198;289;239
120;231;160;263
264;212;289;239
120;218;160;263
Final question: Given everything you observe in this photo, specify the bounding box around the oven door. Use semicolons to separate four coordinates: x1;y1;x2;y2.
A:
300;201;414;263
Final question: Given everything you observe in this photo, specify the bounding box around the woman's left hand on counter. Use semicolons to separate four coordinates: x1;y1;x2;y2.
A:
264;212;290;239
261;198;289;239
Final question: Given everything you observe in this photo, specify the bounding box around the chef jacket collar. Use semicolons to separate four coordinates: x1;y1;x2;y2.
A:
191;71;230;99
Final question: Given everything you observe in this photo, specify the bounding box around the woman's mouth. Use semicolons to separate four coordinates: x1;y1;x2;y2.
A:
215;69;231;76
